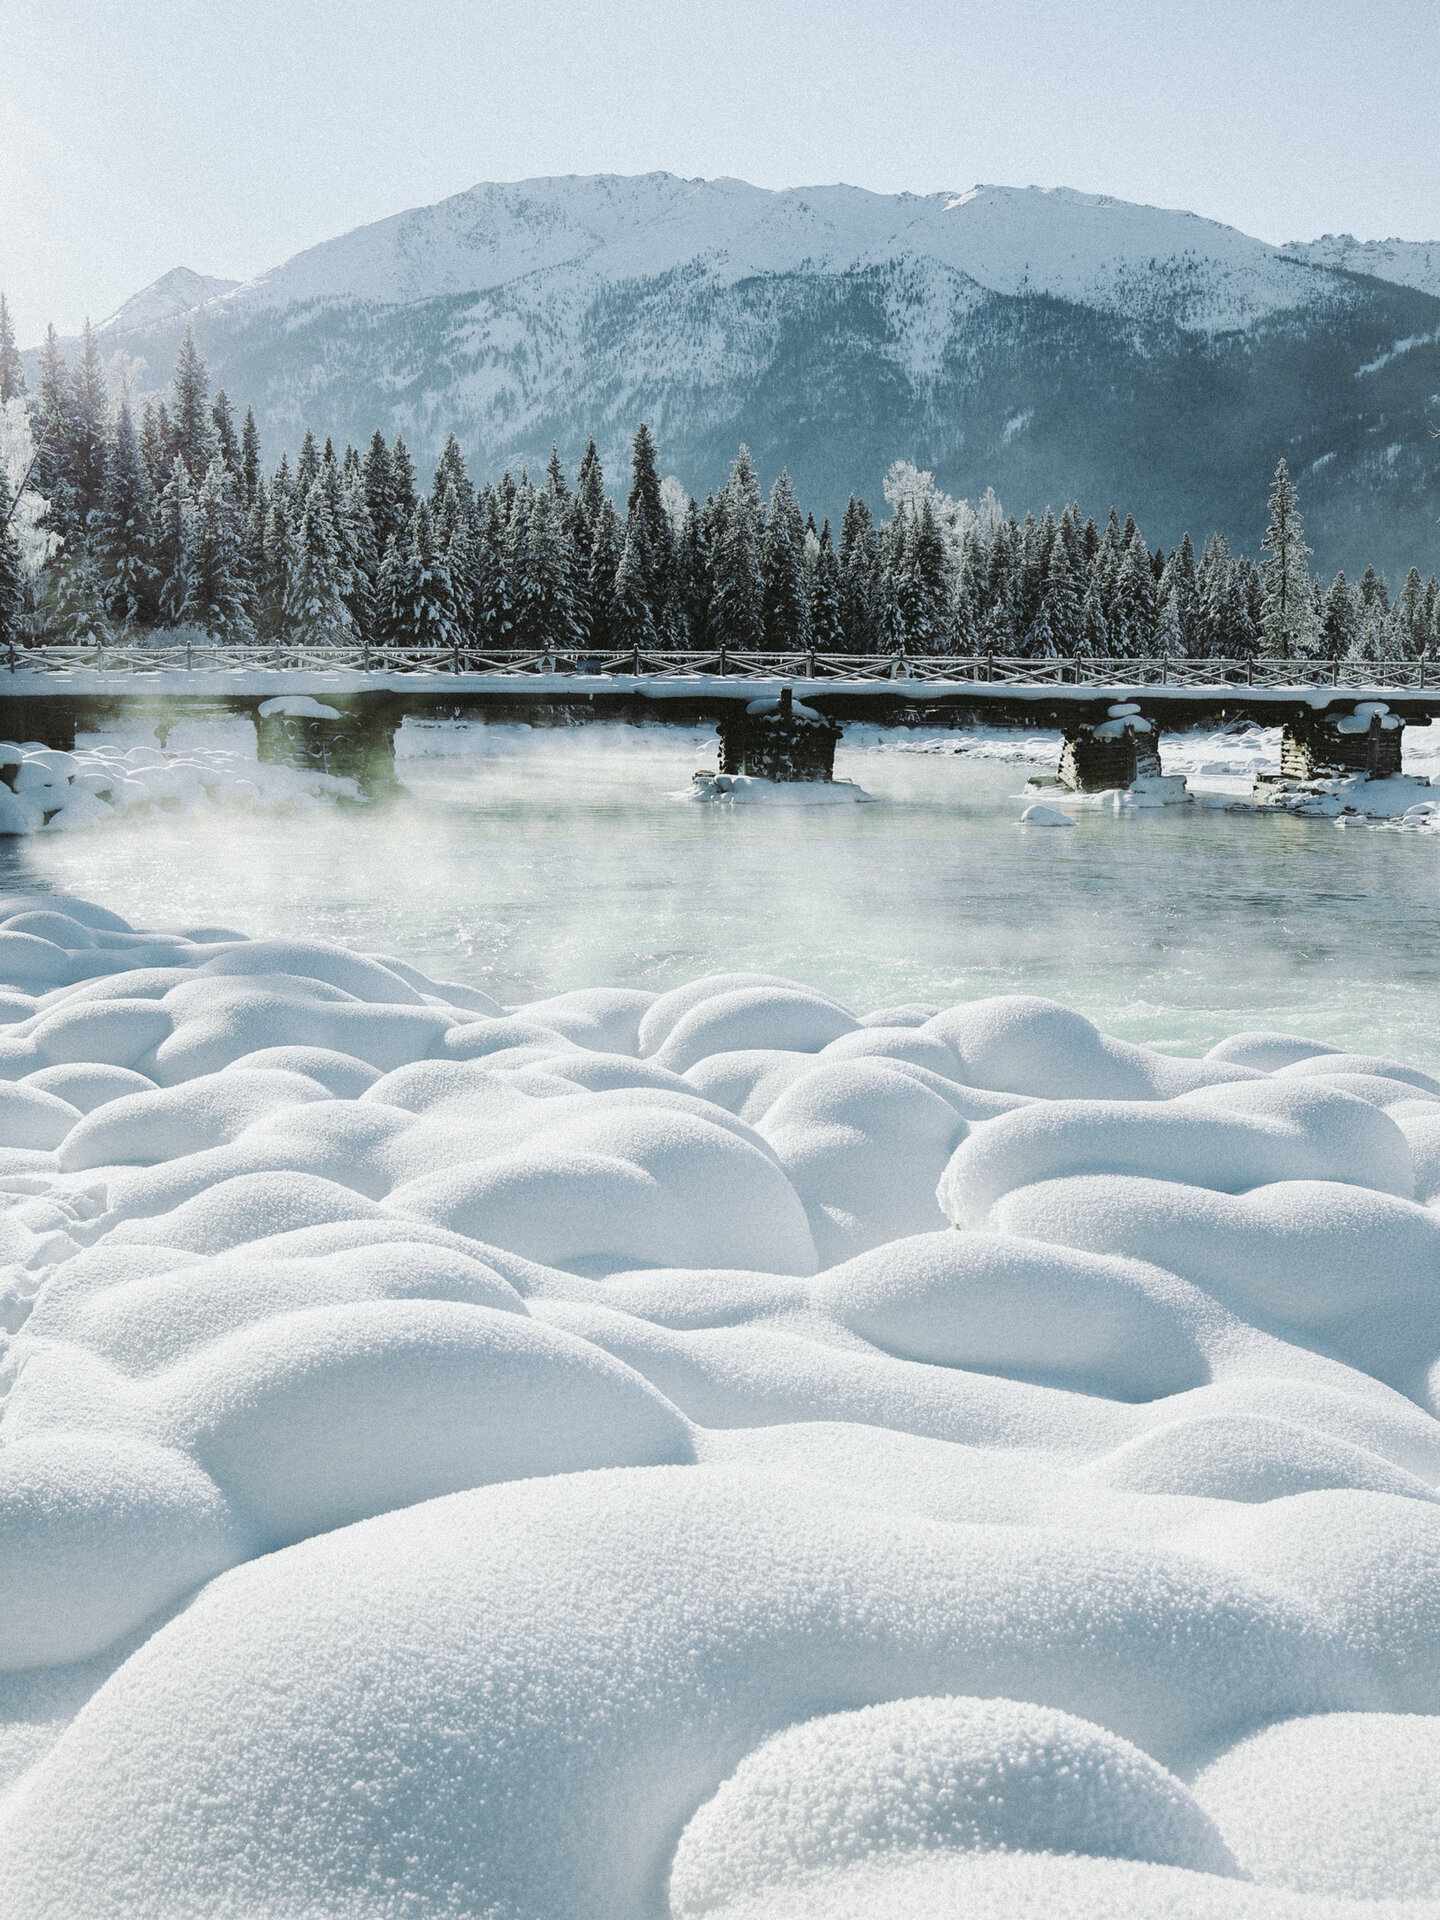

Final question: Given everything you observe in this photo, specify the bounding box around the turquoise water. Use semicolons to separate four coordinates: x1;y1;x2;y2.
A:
3;720;1439;1070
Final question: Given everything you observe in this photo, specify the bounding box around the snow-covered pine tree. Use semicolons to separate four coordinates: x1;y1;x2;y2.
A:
1400;567;1426;652
1158;532;1200;655
981;519;1020;651
68;320;109;534
900;495;951;653
31;327;82;550
613;513;657;646
709;446;765;651
586;495;623;651
258;481;296;642
391;437;418;535
431;433;471;513
838;496;879;652
295;429;320;500
284;477;352;647
0;296;24;403
95;402;157;630
809;519;842;652
473;486;510;644
340;466;378;643
1078;578;1109;656
361;431;396;560
1260;459;1317;657
388;497;457;649
624;423;671;633
155;462;197;628
545;443;568;498
193;458;254;643
170;327;215;484
1111;537;1158;656
211;392;242;483
761;471;809;649
1041;532;1084;656
0;464;22;649
1320;573;1360;661
528;481;579;649
241;408;262;510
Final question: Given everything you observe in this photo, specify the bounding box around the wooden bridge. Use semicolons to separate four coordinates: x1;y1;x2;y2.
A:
0;647;1435;793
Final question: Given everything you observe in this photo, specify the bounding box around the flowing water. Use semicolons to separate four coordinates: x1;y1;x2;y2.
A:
3;717;1440;1070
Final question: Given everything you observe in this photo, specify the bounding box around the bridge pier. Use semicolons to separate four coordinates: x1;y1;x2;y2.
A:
252;696;401;795
1058;704;1161;792
715;687;842;781
1276;703;1405;783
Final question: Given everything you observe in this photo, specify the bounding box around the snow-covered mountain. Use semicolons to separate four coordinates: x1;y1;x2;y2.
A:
47;175;1440;575
96;266;240;337
1281;233;1440;301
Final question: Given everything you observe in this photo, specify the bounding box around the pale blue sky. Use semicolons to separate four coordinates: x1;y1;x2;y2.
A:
2;0;1437;344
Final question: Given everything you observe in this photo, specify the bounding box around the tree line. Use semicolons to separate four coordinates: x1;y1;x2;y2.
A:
1;299;1437;662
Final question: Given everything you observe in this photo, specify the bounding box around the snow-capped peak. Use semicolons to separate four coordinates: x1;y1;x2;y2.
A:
97;267;241;337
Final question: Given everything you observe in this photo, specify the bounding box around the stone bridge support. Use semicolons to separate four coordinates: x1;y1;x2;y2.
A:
1278;703;1405;782
251;696;401;795
1058;703;1162;792
716;687;842;781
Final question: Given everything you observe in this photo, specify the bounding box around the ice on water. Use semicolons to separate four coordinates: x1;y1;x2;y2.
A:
0;890;1439;1914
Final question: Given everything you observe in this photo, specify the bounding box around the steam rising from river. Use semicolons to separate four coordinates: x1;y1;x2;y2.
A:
4;716;1440;1070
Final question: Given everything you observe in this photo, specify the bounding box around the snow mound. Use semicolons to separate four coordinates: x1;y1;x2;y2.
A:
669;1695;1237;1915
5;895;1440;1913
0;739;361;837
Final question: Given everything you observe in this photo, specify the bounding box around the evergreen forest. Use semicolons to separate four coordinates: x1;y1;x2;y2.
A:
2;305;1437;664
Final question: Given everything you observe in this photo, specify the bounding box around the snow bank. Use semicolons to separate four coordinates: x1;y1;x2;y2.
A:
3;896;1440;1913
0;738;360;837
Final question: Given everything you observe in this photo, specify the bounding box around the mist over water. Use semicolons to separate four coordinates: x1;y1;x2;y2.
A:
4;718;1440;1069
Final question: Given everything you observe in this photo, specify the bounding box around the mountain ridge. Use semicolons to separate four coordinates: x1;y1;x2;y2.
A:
24;174;1440;578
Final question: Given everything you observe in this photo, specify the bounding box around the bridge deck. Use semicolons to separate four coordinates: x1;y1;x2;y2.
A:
2;649;1439;732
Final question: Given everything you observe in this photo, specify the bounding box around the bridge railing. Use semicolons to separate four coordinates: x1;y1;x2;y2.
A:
2;642;1434;690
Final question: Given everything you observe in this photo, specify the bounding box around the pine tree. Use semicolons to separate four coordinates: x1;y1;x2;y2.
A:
431;432;471;512
362;430;396;559
95;402;157;629
31;326;82;547
623;423;670;631
708;445;765;650
193;458;254;643
761;470;809;649
241;407;262;509
1042;533;1084;656
1260;458;1316;657
379;497;455;648
1400;567;1426;651
0;295;25;403
284;477;351;646
211;392;242;482
258;482;296;641
339;466;378;642
545;443;568;498
390;436;418;532
473;486;510;644
1111;538;1158;656
899;495;951;653
296;428;320;499
170;326;215;483
838;495;879;652
68;320;109;532
809;519;842;651
155;462;197;628
0;464;23;650
1158;532;1200;655
613;513;657;645
1320;573;1360;661
585;495;623;651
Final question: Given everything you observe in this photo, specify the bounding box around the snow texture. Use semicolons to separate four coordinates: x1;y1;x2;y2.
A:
2;901;1440;1916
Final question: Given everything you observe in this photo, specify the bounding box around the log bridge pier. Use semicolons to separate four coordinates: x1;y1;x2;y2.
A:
0;661;1431;795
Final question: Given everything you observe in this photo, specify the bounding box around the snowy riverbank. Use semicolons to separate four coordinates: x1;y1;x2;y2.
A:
2;898;1440;1912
